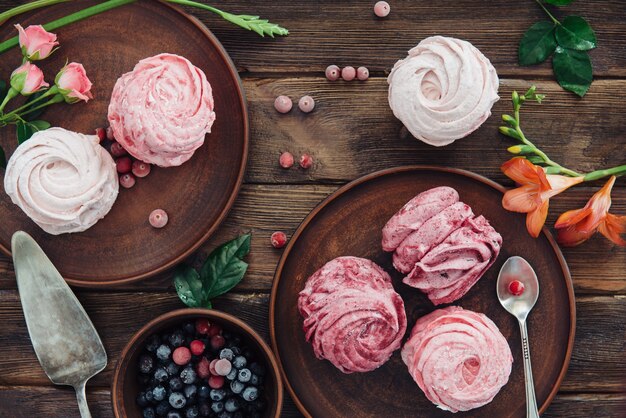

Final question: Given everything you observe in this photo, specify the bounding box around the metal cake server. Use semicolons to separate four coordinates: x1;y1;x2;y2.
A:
11;231;107;418
497;256;541;418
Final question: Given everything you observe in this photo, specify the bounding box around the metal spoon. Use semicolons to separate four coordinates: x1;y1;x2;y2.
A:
497;256;540;418
12;231;107;418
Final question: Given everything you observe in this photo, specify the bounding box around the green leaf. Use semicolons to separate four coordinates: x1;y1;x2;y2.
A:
173;265;206;308
555;16;596;51
544;0;575;5
0;145;6;169
28;120;51;132
0;80;6;99
16;120;33;144
200;233;251;299
553;46;593;97
21;91;46;121
519;21;557;66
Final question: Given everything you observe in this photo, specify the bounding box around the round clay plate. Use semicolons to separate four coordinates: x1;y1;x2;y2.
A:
0;1;248;286
270;166;575;418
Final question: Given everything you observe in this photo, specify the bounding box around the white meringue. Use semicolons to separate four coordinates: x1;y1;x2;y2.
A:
388;36;499;146
4;127;119;235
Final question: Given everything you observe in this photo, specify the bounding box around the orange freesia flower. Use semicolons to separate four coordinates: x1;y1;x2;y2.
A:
501;158;584;238
555;176;626;247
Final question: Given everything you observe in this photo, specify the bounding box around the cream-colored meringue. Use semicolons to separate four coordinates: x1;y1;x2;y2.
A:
388;36;499;146
4;127;119;235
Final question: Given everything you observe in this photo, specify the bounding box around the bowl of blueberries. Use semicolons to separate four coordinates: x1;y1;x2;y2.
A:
112;308;284;418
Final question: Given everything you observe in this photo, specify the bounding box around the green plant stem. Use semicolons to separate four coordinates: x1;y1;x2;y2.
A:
0;88;18;113
0;0;71;24
0;0;135;55
535;0;561;25
583;165;626;182
5;94;63;121
1;87;57;118
166;0;222;16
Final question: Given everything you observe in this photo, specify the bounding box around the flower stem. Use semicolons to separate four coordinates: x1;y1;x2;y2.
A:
5;94;63;121
584;165;626;182
1;87;57;118
0;87;18;113
0;0;71;24
535;0;561;25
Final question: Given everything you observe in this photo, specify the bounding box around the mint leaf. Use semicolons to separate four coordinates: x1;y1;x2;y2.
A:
0;145;6;169
519;21;557;66
553;46;592;97
544;0;575;5
555;16;596;51
201;233;251;299
16;120;33;144
174;265;206;308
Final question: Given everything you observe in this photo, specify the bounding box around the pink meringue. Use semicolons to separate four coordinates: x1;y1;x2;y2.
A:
107;53;216;167
388;36;499;146
4;127;119;235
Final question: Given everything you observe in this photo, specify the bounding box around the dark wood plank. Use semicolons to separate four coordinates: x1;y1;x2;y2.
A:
0;291;624;393
2;0;625;77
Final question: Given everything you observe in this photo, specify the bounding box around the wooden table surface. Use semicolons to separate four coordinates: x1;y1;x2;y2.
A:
1;1;625;417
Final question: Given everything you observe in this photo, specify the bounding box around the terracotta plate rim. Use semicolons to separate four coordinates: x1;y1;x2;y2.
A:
0;1;249;288
269;165;576;418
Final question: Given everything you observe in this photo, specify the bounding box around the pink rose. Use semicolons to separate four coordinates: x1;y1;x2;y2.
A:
10;62;49;95
55;63;93;103
15;24;59;61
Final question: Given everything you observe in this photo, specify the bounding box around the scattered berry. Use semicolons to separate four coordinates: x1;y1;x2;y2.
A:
509;280;525;296
106;126;115;140
198;385;211;399
210;389;227;402
210;402;224;414
180;366;197;385
169;392;186;409
110;141;127;157
325;64;341;81
210;334;226;350
169;377;183;391
230;380;245;395
273;95;292;113
156;345;172;361
215;359;232;376
279;151;294;169
139;354;154;374
119;173;136;189
226;367;238;381
341;66;356;81
237;368;252;383
209;358;219;375
357;66;370;81
195;319;211;335
149;209;169;229
208;324;222;337
208;374;225;389
299;153;313;169
270;231;287;249
169;331;185;347
154;367;169;383
298;95;315;113
132;160;152;178
152;385;167;401
232;356;247;369
173;347;192;366
95;127;106;142
190;340;205;356
374;1;390;17
116;156;132;174
183;384;197;400
196;357;211;379
224;397;241;412
219;348;234;361
242;386;259;402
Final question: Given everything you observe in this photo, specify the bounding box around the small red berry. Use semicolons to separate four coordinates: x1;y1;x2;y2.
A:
208;324;222;337
210;335;226;350
298;95;315;113
116;156;132;174
357;66;370;81
299;153;313;169
208;375;225;389
149;209;168;229
215;359;232;376
374;1;391;17
325;65;341;81
274;95;292;113
110;142;127;157
172;346;192;366
190;340;205;356
279;151;294;169
95;127;106;142
132;160;151;178
196;356;211;379
209;359;219;375
119;173;136;189
195;318;211;335
508;280;525;296
106;126;115;140
341;66;356;81
271;231;287;249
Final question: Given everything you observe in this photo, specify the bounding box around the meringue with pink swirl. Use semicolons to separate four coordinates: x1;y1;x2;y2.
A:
4;127;119;235
388;36;499;146
108;53;216;167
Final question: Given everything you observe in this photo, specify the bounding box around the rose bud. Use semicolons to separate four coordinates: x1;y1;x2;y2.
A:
15;24;59;61
55;62;93;104
10;62;49;95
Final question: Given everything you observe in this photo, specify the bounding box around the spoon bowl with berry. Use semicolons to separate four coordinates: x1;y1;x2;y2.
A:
497;256;540;418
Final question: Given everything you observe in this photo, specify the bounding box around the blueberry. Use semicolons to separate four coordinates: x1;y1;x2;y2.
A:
185;405;199;418
145;389;155;403
249;362;265;376
197;385;210;398
139;354;155;374
237;368;251;383
153;385;167;402
157;345;172;361
154;367;169;383
169;331;185;348
232;356;247;369
183;322;195;334
146;335;161;352
198;402;211;417
155;400;170;416
229;346;241;356
219;348;234;361
184;384;198;399
229;380;244;395
137;391;149;407
180;367;197;384
169;392;187;409
143;407;156;418
166;361;180;376
241;386;259;402
211;401;225;413
167;412;183;418
224;397;240;412
169;377;183;391
209;389;226;401
217;412;232;418
249;374;260;386
225;368;237;381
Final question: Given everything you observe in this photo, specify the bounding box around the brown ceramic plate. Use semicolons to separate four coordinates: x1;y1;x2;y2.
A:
270;166;575;418
0;1;248;286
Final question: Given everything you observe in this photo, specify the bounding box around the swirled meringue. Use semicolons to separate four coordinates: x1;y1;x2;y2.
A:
108;53;216;167
388;36;499;146
4;127;119;235
401;306;513;412
298;256;407;373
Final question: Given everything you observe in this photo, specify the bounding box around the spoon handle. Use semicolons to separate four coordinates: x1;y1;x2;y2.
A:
519;319;540;418
75;381;92;418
